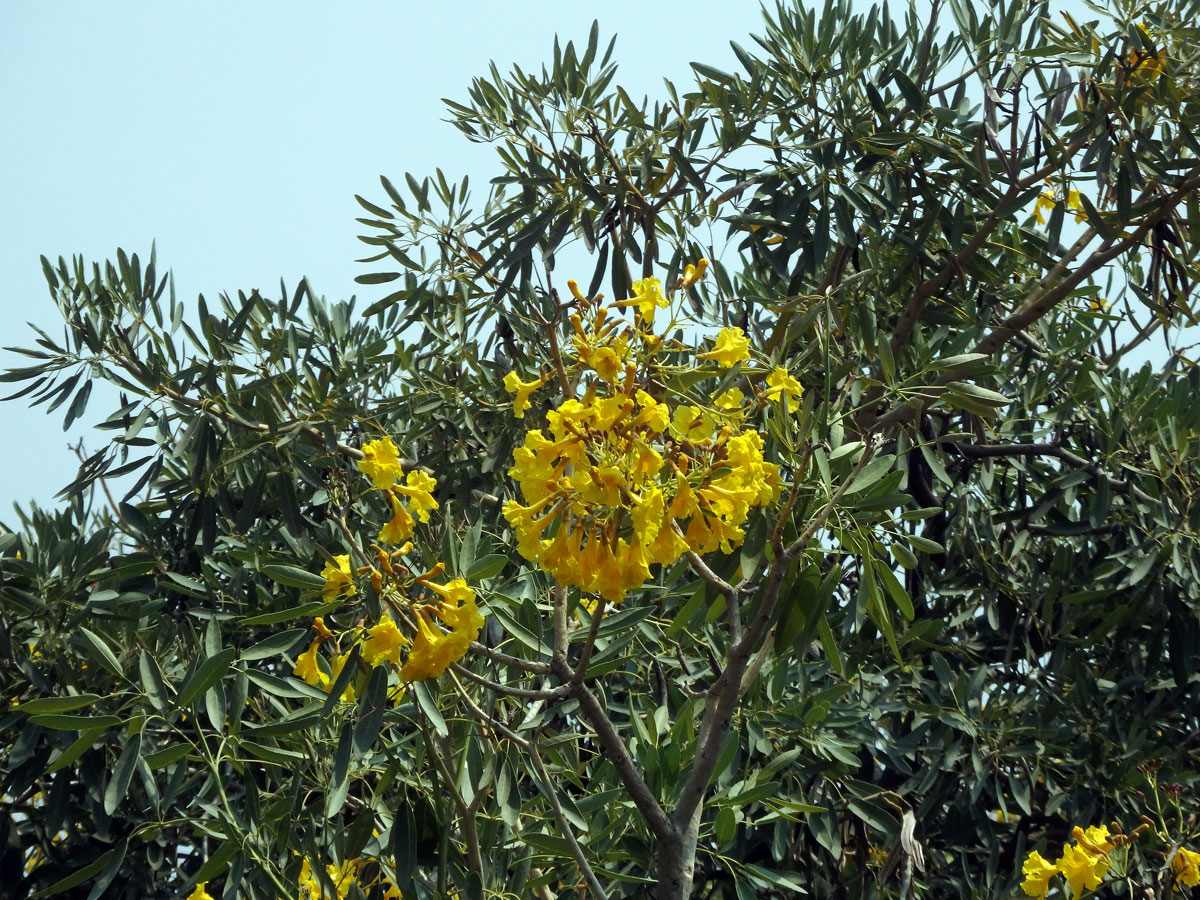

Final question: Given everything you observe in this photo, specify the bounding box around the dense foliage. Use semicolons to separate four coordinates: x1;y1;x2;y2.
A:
3;1;1200;898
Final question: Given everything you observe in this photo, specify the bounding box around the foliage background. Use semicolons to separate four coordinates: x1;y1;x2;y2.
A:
3;1;1200;899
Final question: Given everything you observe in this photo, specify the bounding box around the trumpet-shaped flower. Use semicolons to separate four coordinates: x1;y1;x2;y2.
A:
627;276;669;322
321;555;357;601
399;580;483;681
361;613;407;666
696;327;750;368
358;436;404;489
379;491;416;544
765;367;803;403
312;616;335;642
1056;842;1108;898
503;370;545;416
1020;850;1058;899
1173;847;1200;888
395;470;439;522
293;639;329;689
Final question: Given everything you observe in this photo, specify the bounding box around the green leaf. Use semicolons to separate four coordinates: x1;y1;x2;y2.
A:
260;565;329;590
353;665;389;759
139;652;170;713
465;553;507;581
30;846;115;898
411;680;447;736
78;627;123;678
84;838;128;900
30;714;122;731
241;600;340;626
19;694;101;714
942;380;1010;414
104;735;141;815
46;727;107;773
192;839;240;885
143;743;191;770
240;628;308;661
177;648;236;708
355;271;403;285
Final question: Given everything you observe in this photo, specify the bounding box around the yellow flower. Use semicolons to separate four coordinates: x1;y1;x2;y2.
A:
293;639;328;689
1033;192;1056;225
1074;825;1115;856
185;883;215;900
629;276;669;322
379;491;416;544
696;326;750;368
671;405;715;442
1021;850;1058;899
679;257;709;289
398;610;458;682
589;346;623;382
328;650;357;702
764;367;803;403
399;580;483;681
361;613;407;666
1173;847;1200;889
358;436;404;489
1056;842;1107;898
312;616;335;642
503;370;545;417
633;390;670;433
395;470;438;522
321;555;357;602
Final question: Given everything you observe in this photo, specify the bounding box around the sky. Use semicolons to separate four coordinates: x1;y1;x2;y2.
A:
0;0;771;520
0;0;1141;523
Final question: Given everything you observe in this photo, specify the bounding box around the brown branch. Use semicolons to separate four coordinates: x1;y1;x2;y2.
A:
551;657;673;842
869;173;1200;434
468;640;552;676
446;672;608;900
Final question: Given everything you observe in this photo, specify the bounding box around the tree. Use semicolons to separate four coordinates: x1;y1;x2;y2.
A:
3;1;1200;898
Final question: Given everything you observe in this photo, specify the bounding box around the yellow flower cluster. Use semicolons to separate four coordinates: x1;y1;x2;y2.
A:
1021;824;1129;899
298;855;401;899
292;447;483;693
501;268;784;603
294;571;484;693
357;436;438;544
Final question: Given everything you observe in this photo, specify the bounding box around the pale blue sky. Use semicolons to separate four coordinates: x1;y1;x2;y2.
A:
0;0;1132;522
0;1;770;519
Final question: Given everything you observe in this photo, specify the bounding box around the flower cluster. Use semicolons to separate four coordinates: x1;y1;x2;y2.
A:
356;436;438;544
298;855;402;899
291;438;483;694
1021;824;1141;899
502;267;791;604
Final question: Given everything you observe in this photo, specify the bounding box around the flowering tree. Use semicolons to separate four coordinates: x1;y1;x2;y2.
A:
3;1;1200;898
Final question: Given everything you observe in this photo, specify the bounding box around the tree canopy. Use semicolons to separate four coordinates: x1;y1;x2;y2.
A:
3;1;1200;898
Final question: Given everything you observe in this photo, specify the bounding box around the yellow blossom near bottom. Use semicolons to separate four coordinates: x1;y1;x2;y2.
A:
298;856;402;899
1174;847;1200;889
1021;824;1132;899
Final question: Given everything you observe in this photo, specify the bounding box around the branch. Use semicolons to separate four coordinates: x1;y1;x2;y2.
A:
468;640;552;676
551;657;673;842
869;173;1200;434
446;672;608;900
450;662;569;700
